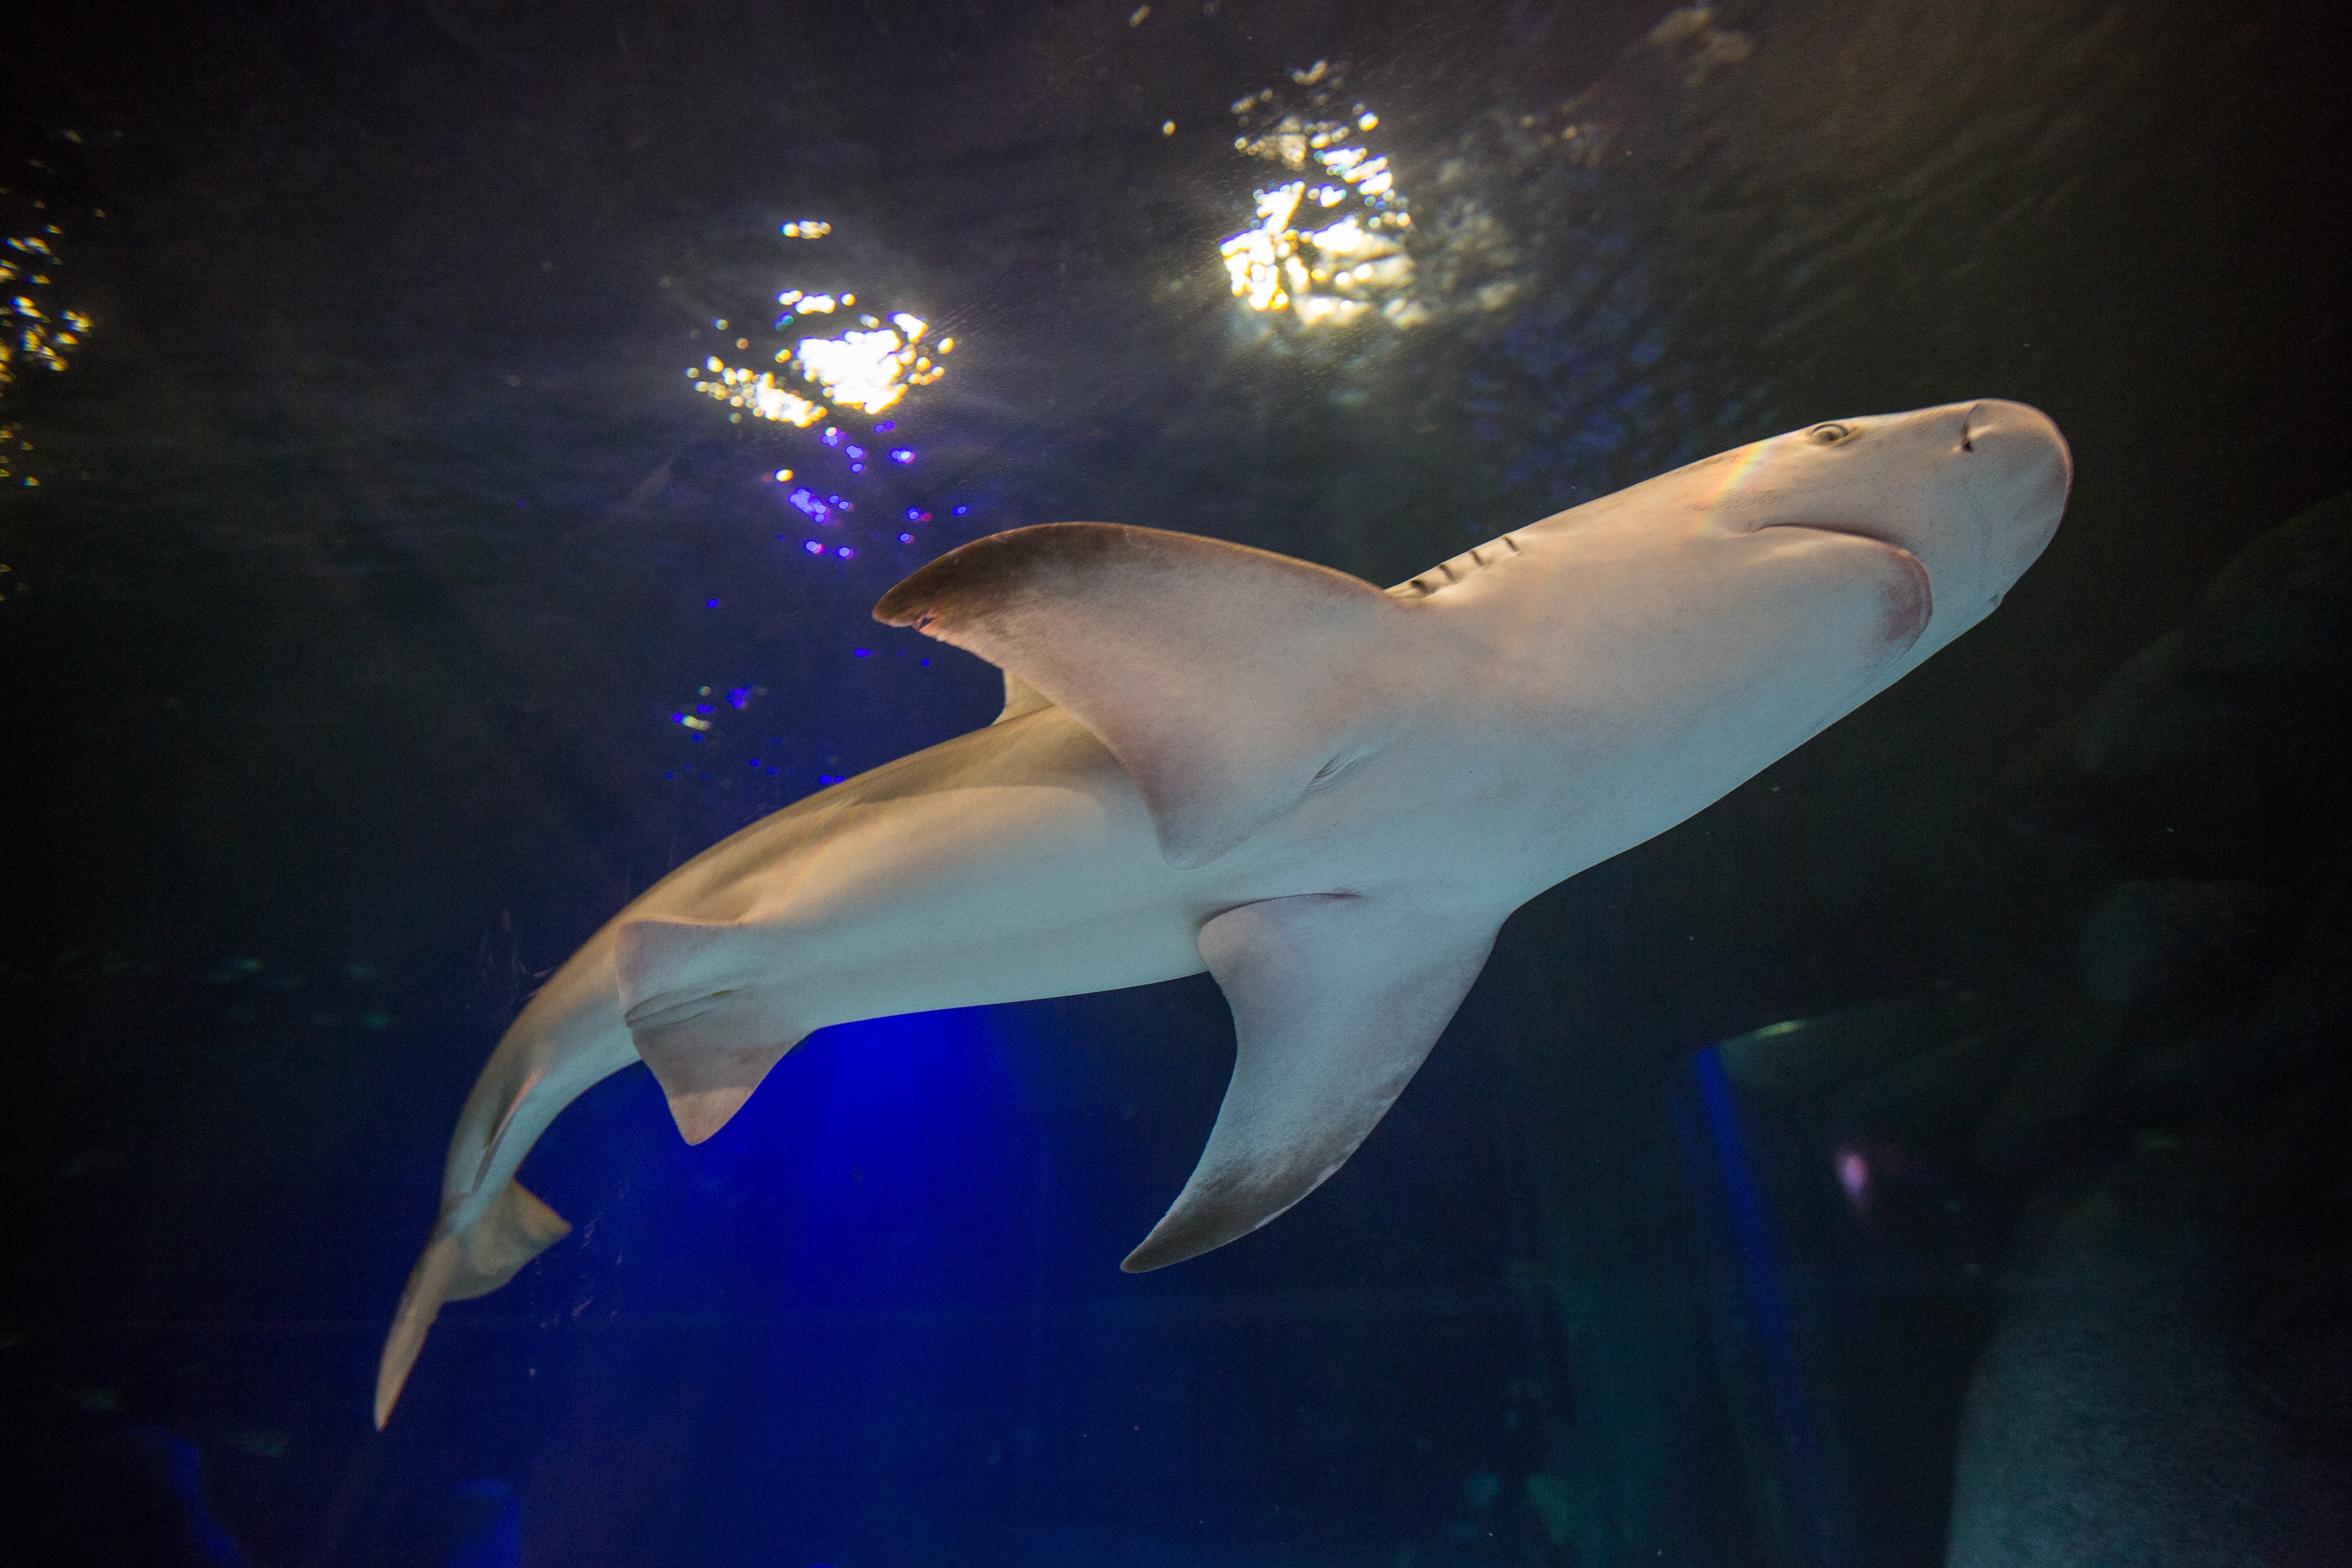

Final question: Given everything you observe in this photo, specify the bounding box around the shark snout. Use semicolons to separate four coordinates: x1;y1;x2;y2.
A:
1956;399;2071;543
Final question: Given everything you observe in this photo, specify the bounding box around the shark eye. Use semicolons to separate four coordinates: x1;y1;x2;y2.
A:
1808;422;1854;445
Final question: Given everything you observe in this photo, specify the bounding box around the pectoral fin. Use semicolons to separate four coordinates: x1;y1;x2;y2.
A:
1122;894;1496;1271
995;669;1053;724
614;917;801;1144
875;522;1410;869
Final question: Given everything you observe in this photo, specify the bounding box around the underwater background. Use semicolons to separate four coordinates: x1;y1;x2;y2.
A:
2;1;2349;1564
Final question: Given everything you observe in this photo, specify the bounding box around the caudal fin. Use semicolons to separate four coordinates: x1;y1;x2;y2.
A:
374;1179;571;1429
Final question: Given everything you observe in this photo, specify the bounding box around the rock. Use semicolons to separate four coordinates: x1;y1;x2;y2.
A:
0;1418;253;1567
1715;985;2020;1098
2075;879;2272;1012
1824;1018;2038;1150
2181;488;2352;675
2009;489;2352;880
1970;1007;2134;1181
2063;631;2243;778
1947;1152;2352;1566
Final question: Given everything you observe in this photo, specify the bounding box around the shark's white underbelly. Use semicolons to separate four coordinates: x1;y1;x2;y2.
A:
614;709;1226;1034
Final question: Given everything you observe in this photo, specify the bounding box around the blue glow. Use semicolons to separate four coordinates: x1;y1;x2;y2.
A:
889;449;914;464
1687;1046;1839;1564
704;598;721;608
444;1478;520;1568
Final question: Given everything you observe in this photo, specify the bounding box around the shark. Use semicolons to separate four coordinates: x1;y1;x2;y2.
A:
372;398;2070;1427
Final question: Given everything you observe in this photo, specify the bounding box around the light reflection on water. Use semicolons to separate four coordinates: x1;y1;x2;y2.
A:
688;222;955;432
1;169;92;487
1219;59;1422;330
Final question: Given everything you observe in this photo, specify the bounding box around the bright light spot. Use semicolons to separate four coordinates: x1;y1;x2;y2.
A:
1;220;92;483
1305;217;1370;255
1128;3;1150;23
1292;295;1368;325
676;713;713;731
1163;120;1176;136
702;285;945;425
836;546;855;558
804;540;823;554
781;220;832;239
774;468;793;481
793;317;945;416
1220;181;1305;311
1216;62;1416;329
690;361;828;427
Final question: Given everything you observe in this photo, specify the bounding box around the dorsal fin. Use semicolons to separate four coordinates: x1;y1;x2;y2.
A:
875;523;1407;867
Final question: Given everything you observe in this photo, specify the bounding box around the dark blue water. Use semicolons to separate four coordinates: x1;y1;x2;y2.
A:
3;2;2348;1564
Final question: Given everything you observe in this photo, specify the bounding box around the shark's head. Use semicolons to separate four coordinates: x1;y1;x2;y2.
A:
1699;399;2071;668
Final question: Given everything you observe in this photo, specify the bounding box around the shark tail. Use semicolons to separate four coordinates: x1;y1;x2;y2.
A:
373;1178;571;1429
